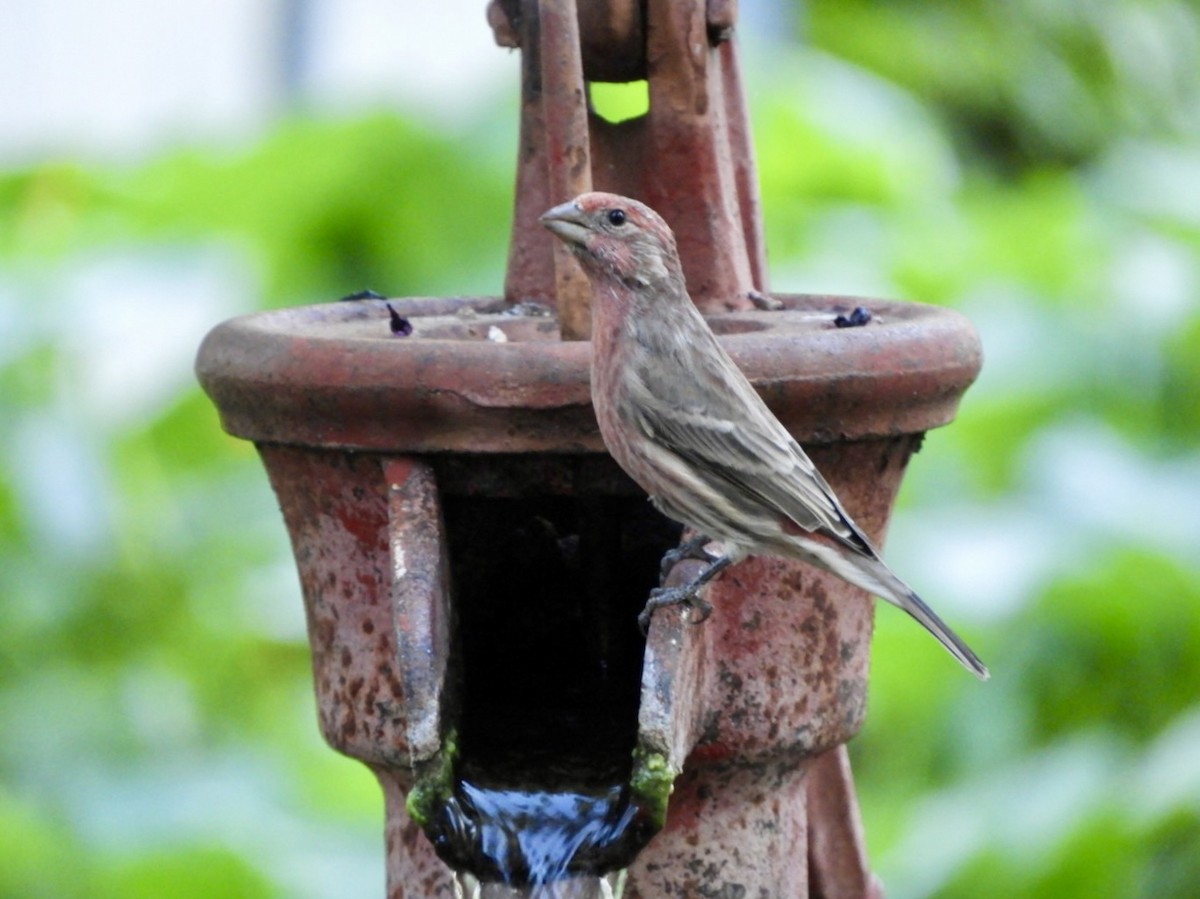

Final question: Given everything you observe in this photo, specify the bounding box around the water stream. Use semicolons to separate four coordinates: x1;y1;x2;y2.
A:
454;869;626;899
427;768;652;886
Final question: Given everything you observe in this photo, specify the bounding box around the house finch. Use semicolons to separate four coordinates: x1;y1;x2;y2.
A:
540;192;988;680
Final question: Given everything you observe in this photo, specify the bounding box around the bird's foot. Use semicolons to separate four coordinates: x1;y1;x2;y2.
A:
639;554;733;633
638;585;713;632
658;533;718;585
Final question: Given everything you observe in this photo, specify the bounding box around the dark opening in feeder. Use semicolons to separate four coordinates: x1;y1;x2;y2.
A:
425;493;676;880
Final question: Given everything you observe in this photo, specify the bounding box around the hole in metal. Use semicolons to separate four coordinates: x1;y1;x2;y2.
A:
424;484;680;883
588;80;649;124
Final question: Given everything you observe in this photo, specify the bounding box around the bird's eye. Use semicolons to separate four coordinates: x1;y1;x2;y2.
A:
606;209;627;226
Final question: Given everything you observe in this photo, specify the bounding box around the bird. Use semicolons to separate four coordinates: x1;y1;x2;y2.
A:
540;191;988;680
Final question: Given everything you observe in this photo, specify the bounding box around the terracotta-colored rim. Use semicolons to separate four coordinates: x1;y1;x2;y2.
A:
195;294;981;453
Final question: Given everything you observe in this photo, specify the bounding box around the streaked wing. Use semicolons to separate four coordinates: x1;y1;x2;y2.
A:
624;326;872;553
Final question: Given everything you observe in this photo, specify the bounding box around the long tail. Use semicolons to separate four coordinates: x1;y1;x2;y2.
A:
891;584;989;681
787;538;990;680
861;556;989;680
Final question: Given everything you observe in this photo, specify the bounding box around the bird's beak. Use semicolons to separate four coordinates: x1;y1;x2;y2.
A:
539;201;591;247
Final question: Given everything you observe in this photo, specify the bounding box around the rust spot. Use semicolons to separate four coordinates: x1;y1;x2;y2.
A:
335;502;383;548
314;617;335;651
799;614;819;639
839;639;855;663
718;667;743;692
809;580;829;611
362;618;376;634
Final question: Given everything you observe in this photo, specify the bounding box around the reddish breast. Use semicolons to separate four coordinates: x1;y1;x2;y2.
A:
588;284;639;470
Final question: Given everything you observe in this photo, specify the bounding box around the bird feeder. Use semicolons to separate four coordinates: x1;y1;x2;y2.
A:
195;2;981;897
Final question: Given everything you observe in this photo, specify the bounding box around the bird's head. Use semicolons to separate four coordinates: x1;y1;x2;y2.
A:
540;192;681;290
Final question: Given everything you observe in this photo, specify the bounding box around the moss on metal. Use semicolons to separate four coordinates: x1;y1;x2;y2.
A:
405;728;459;827
629;746;676;830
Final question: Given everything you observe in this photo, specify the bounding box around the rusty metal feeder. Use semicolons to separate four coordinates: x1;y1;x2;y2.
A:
196;2;981;897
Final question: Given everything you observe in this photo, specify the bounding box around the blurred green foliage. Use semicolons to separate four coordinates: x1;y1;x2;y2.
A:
806;0;1200;170
0;114;513;304
2;3;1199;898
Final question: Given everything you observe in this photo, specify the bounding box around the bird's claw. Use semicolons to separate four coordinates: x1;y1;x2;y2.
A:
638;584;714;633
658;533;717;585
641;552;731;632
